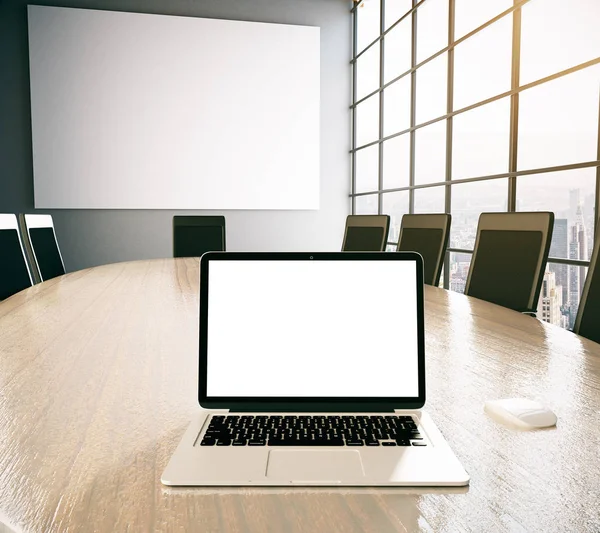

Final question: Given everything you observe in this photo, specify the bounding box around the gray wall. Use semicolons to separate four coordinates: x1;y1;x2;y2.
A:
0;0;351;272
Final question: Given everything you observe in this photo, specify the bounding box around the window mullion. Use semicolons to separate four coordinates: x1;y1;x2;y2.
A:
508;0;522;212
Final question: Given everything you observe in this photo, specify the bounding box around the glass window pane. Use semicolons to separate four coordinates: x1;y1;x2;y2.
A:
382;190;409;245
452;97;510;180
385;0;412;30
355;94;380;147
382;134;410;190
355;144;379;193
516;168;596;261
414;121;446;185
356;0;381;54
356;44;381;102
415;53;447;124
384;16;412;83
414;185;446;213
520;0;600;85
416;0;448;63
386;244;396;251
517;65;600;171
454;0;512;40
450;251;472;294
355;193;379;214
453;15;512;109
564;264;588;329
383;76;411;136
450;179;508;249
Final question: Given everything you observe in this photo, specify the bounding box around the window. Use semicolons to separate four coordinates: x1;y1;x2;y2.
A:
385;0;412;31
449;252;471;294
356;0;381;54
383;76;411;136
450;179;507;249
382;191;409;245
454;0;512;41
414;185;445;213
516;169;596;262
414;121;446;185
452;97;510;180
355;144;379;194
355;194;379;215
382;134;410;190
415;0;448;63
355;94;380;148
384;15;412;83
518;65;600;170
415;53;447;124
356;45;380;102
453;15;512;110
352;0;600;331
520;0;600;85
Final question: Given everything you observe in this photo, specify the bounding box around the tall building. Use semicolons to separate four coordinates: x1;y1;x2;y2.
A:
584;193;595;258
568;204;589;327
569;188;581;225
549;218;568;306
537;270;562;326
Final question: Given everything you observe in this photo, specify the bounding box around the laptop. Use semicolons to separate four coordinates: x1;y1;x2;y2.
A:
161;252;469;486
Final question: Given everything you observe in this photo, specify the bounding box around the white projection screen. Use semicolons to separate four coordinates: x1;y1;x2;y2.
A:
27;6;320;209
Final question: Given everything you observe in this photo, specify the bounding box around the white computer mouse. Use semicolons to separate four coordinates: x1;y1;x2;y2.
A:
484;398;557;430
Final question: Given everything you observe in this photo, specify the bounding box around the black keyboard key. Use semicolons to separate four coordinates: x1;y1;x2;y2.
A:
381;441;397;446
200;438;215;446
203;415;417;446
412;442;427;446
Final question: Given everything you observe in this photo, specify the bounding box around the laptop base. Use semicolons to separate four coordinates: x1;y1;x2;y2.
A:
161;410;469;487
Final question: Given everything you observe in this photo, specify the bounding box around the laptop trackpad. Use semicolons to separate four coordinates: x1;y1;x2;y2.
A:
266;450;364;482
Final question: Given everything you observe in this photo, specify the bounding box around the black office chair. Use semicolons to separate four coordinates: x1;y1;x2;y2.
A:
465;212;554;314
397;214;451;286
573;231;600;344
173;216;226;258
19;214;66;282
0;214;34;300
341;215;390;252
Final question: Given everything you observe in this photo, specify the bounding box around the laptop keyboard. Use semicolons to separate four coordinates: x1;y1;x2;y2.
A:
199;415;426;447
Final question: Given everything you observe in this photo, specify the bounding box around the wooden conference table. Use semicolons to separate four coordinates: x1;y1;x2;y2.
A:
0;258;599;533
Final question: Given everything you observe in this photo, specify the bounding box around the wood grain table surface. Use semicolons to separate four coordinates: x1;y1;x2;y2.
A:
0;258;599;533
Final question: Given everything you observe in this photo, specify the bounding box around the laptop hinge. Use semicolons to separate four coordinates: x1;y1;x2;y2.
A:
231;409;397;413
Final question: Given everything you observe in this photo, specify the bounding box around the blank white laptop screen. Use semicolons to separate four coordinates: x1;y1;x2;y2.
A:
206;261;419;397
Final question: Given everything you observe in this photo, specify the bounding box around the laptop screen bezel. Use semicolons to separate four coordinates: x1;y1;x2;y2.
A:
198;252;426;411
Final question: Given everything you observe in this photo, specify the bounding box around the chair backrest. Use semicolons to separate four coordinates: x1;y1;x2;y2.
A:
574;230;600;343
20;214;66;282
173;216;226;258
0;214;33;300
465;212;554;313
397;213;451;286
341;215;390;252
